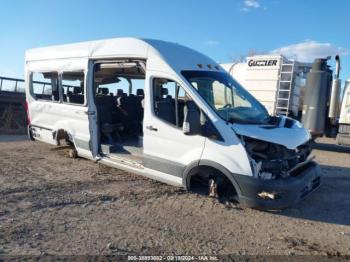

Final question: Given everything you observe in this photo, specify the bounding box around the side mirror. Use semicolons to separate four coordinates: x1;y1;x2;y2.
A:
182;102;202;135
182;104;223;141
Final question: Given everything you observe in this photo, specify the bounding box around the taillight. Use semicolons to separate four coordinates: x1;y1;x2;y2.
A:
25;100;31;125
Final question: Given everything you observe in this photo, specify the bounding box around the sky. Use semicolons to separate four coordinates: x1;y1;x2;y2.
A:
0;0;349;81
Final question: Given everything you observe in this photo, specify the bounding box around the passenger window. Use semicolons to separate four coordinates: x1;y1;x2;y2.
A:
153;78;195;128
31;72;59;101
61;71;85;105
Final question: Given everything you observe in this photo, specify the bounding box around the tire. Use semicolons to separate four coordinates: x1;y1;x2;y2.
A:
27;125;35;141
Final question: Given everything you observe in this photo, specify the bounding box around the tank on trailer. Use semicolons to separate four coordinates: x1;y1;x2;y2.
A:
301;58;333;137
221;55;312;117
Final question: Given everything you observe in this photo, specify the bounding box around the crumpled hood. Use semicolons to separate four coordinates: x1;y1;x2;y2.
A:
231;116;311;149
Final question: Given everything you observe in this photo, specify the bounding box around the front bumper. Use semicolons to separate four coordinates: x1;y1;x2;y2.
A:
234;161;321;210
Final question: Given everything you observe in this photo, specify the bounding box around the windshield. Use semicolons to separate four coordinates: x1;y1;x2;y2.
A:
182;70;270;124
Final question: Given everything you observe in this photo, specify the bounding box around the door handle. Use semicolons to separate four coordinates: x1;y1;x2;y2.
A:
146;125;158;131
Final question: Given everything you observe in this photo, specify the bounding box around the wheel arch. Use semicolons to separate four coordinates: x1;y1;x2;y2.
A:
182;160;243;197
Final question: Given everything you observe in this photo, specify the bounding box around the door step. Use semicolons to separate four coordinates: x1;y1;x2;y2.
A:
101;144;119;154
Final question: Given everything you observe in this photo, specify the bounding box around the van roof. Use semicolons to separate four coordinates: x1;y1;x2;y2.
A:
26;37;151;61
25;37;217;73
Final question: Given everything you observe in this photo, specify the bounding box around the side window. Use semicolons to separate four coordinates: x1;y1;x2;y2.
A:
152;78;194;128
31;72;59;101
61;71;85;105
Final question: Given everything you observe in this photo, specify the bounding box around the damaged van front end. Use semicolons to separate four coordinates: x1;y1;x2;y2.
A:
232;116;321;209
182;70;321;209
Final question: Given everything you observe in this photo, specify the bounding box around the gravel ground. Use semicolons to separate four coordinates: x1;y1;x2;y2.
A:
0;135;350;257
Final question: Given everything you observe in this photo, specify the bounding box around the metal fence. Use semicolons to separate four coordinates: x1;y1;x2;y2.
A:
0;76;25;93
0;76;80;95
0;77;27;133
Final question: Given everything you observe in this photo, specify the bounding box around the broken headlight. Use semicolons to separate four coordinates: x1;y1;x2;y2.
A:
242;136;311;179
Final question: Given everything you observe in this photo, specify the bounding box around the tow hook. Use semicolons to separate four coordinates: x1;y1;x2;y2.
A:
258;191;280;200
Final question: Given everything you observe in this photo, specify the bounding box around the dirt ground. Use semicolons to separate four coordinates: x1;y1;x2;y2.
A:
0;135;350;257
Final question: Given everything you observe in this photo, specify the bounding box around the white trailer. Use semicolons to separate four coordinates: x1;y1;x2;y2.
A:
221;55;312;117
337;79;350;145
224;55;350;144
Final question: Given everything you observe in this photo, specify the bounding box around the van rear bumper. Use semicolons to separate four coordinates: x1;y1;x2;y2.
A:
234;162;321;210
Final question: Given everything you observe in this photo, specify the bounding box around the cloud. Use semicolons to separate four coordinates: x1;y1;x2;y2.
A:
244;0;260;8
206;40;220;46
270;40;349;62
241;0;260;11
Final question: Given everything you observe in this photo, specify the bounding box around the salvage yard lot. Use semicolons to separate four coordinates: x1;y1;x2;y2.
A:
0;135;350;256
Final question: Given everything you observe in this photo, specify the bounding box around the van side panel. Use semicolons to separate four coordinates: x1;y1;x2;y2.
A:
26;59;94;158
200;121;253;177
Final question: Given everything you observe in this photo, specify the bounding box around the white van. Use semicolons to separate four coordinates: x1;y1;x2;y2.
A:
25;38;321;209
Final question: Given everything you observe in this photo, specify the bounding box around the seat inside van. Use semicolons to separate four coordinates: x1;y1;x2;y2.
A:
67;86;84;104
93;61;145;161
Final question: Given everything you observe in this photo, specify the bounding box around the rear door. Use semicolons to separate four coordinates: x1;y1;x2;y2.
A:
57;69;98;158
143;74;206;178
